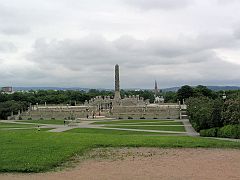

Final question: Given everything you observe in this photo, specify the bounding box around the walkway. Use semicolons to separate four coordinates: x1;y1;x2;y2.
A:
181;119;199;136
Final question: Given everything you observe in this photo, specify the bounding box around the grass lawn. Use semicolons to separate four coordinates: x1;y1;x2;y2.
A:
115;122;183;125
0;122;36;129
1;128;54;132
92;119;178;125
105;125;186;132
0;130;240;172
17;119;66;125
65;128;180;135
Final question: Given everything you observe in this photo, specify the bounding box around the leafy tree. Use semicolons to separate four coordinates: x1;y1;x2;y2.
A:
222;98;240;125
177;85;194;103
163;91;177;103
194;85;217;99
0;101;28;119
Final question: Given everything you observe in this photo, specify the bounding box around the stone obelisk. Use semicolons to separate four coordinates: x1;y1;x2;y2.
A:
114;64;121;100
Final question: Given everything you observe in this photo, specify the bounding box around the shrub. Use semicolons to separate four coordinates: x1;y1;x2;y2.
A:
200;124;240;139
27;117;32;120
128;116;133;119
51;117;55;120
118;117;123;119
140;117;145;119
18;116;22;120
200;128;219;137
39;118;44;120
153;117;158;119
217;124;240;139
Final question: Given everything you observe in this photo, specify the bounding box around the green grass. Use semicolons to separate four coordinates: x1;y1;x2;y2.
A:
105;125;186;132
92;119;177;125
17;120;66;125
0;130;240;172
0;122;36;129
1;128;54;132
65;128;179;135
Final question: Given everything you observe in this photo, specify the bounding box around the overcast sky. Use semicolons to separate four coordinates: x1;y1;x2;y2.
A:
0;0;240;89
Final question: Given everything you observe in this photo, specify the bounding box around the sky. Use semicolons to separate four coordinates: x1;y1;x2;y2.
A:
0;0;240;89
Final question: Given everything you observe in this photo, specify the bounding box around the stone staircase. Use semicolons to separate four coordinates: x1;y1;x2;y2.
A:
180;105;188;119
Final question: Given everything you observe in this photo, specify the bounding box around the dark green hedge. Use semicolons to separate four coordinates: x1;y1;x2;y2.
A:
200;124;240;139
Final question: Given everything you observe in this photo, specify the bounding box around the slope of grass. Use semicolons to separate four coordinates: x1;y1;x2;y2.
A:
17;120;66;125
65;128;178;135
92;119;177;125
0;122;36;129
105;125;186;132
0;130;240;172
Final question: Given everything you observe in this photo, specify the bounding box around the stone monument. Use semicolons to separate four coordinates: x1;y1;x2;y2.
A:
114;64;121;100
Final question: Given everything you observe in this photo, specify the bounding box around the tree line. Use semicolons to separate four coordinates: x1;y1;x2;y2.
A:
179;85;240;139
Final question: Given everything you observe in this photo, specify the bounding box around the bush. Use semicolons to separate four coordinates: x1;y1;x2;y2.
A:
51;117;55;120
128;116;133;119
39;118;44;120
28;117;32;120
200;124;240;139
18;116;22;120
118;117;123;119
217;124;240;139
153;117;158;119
200;128;219;137
140;117;145;119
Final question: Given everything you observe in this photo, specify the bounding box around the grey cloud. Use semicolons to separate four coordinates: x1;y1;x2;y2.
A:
0;5;30;35
0;41;17;52
23;33;240;88
217;0;239;5
28;33;239;71
234;26;240;39
0;25;30;35
125;0;192;10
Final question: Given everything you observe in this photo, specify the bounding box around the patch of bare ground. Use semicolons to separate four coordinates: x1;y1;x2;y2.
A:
1;148;240;180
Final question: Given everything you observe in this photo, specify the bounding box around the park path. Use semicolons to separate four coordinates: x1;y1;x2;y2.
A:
181;119;199;136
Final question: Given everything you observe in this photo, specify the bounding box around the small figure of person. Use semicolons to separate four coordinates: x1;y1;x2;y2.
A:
37;125;40;131
87;114;89;119
64;120;66;126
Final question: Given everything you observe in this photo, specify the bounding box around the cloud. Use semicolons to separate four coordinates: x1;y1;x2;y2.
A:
124;0;192;10
217;0;239;5
29;32;238;69
0;5;31;35
0;42;17;52
23;33;240;88
0;0;240;88
0;25;30;35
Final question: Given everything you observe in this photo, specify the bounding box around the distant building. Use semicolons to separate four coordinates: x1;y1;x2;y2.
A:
1;86;13;94
154;81;164;103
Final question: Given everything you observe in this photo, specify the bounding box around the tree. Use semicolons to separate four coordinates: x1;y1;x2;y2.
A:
177;85;194;103
0;101;28;119
186;97;213;131
222;98;240;125
163;91;177;103
193;85;217;99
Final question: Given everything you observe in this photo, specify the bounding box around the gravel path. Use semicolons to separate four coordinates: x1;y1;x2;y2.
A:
1;148;240;180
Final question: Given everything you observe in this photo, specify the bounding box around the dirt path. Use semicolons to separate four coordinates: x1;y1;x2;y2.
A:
1;148;240;180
